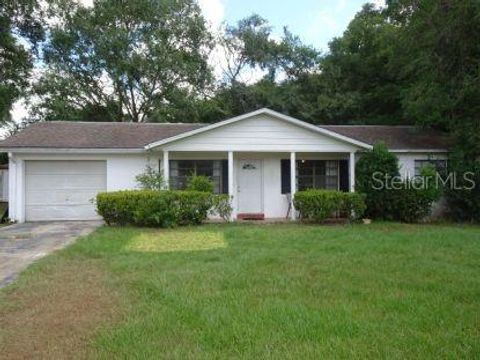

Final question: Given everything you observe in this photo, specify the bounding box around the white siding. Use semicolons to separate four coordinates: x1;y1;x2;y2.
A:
396;152;448;179
162;114;360;153
106;155;153;190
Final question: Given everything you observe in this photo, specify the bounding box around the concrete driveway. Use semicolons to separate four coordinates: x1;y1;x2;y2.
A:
0;221;102;288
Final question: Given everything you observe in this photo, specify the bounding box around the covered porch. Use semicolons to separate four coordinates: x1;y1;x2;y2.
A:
160;151;356;220
145;109;369;220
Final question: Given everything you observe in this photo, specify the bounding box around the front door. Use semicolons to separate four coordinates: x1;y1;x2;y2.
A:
237;159;263;214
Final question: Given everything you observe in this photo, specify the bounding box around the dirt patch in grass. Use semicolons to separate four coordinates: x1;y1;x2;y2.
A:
0;259;121;359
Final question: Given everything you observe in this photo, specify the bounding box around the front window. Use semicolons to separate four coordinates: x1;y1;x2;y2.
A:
281;160;339;194
169;160;227;194
414;159;447;176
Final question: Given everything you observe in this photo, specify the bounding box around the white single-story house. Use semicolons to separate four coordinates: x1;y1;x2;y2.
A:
0;108;450;222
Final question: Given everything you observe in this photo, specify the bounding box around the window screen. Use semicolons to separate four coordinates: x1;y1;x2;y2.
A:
280;160;339;194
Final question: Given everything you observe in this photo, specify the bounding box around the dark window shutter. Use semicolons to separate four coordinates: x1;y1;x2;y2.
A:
221;160;228;194
339;160;349;192
281;159;291;194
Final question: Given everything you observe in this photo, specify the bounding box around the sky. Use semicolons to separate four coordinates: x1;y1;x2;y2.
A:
199;0;385;51
10;0;385;124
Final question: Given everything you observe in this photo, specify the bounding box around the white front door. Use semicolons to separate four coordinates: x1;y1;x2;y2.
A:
237;159;263;213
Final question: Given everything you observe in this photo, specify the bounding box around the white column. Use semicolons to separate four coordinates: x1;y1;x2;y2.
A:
163;150;169;189
290;152;296;220
349;152;355;192
16;159;25;223
228;151;235;220
8;153;16;220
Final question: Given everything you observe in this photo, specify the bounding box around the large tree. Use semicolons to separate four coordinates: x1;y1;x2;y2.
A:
387;0;480;151
317;4;403;125
386;0;480;221
33;0;213;122
0;0;44;123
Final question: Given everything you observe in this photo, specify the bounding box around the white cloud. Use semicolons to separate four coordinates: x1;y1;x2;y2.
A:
371;0;386;8
11;100;29;121
197;0;225;29
77;0;93;8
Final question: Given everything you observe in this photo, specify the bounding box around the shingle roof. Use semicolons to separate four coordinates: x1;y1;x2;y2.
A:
0;121;452;151
0;121;206;149
319;125;452;150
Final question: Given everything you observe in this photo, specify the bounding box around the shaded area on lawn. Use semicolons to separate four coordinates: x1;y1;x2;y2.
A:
1;223;480;358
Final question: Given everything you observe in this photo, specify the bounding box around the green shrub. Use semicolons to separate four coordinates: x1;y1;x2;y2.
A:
387;185;437;223
97;190;215;227
356;143;400;219
174;191;213;225
293;190;366;222
417;163;443;201
96;190;153;225
186;175;214;193
355;143;443;222
342;192;367;221
132;191;178;227
135;166;164;190
209;194;233;221
96;190;232;227
445;150;480;222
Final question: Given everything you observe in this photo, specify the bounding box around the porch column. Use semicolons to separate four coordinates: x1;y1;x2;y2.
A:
349;152;355;192
290;152;296;220
228;151;235;220
163;150;169;189
8;153;16;221
16;158;25;223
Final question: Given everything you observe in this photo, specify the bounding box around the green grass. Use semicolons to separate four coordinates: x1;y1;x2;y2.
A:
2;223;480;358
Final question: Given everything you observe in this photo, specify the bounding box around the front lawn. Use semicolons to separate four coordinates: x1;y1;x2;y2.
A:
1;223;480;358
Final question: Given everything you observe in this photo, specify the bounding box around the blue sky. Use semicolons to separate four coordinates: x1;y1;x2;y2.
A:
200;0;384;52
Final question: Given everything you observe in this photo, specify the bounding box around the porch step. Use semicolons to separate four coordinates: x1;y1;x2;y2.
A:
237;213;265;221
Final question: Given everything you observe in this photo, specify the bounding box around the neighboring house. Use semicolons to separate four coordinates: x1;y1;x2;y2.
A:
0;108;450;222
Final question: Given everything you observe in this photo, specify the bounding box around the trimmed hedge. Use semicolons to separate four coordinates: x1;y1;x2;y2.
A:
96;190;231;227
293;190;366;222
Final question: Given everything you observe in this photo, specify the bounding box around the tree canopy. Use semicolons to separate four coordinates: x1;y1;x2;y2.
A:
0;0;44;123
32;0;212;123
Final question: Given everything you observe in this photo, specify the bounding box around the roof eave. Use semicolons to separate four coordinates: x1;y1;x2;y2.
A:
390;149;449;153
2;147;146;154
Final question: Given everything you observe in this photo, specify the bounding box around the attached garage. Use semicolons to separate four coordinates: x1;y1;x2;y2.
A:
25;160;106;221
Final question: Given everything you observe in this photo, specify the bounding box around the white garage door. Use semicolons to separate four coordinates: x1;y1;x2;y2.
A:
25;160;107;221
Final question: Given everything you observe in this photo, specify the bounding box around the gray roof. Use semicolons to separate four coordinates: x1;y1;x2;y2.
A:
0;121;452;151
319;125;452;150
0;121;206;149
